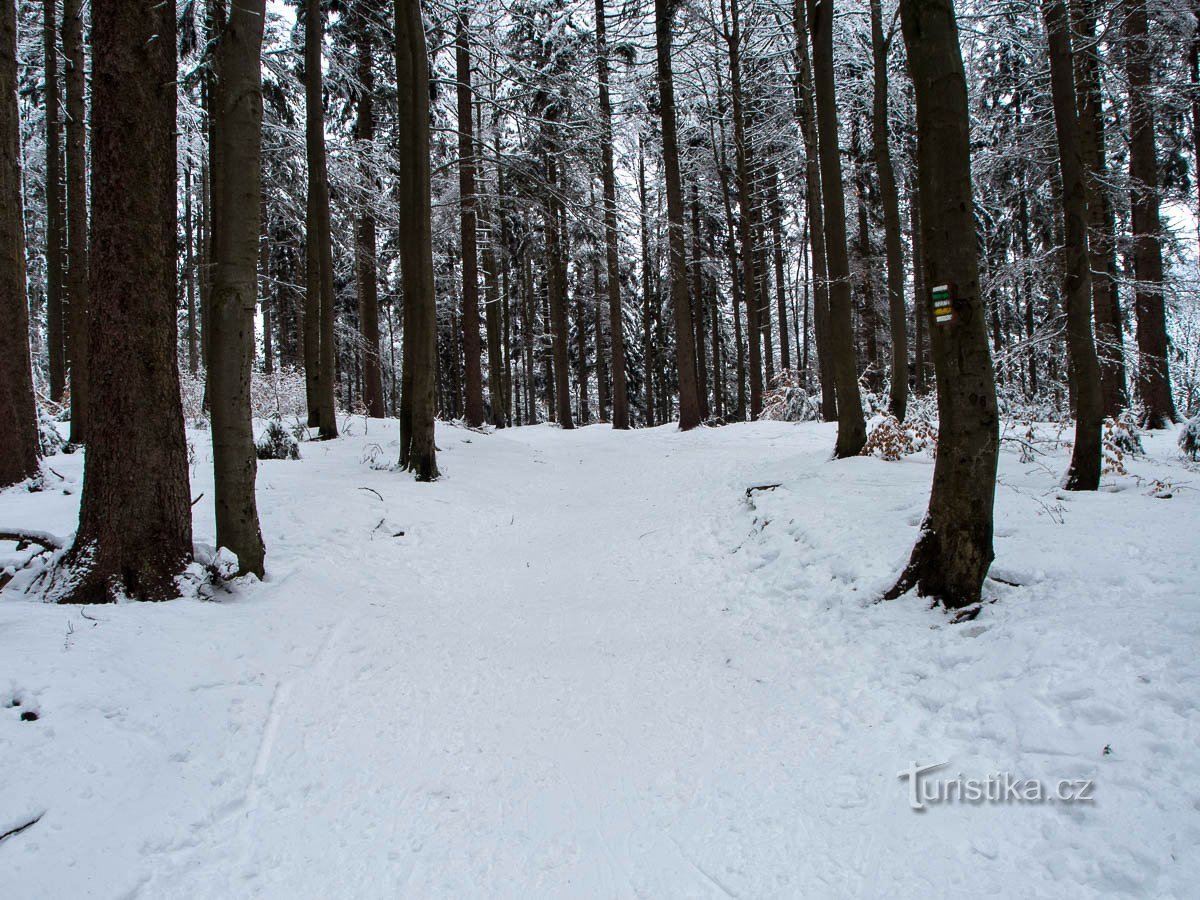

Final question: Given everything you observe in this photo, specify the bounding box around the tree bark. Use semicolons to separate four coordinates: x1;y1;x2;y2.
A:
727;0;762;419
1044;0;1102;490
304;0;338;437
809;0;865;455
61;0;192;602
209;0;267;577
656;0;702;430
394;0;439;479
596;0;630;429
1071;0;1127;417
44;0;65;402
63;0;88;440
0;0;39;487
455;12;485;427
791;0;836;420
354;18;384;418
886;0;999;609
870;0;908;420
1123;0;1177;427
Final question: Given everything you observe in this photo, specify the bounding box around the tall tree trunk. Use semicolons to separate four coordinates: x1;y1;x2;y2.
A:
809;0;865;454
596;0;630;429
44;0;65;402
0;0;39;487
1044;0;1102;490
690;181;709;418
545;157;574;429
656;0;702;430
1071;0;1127;417
769;168;791;374
727;0;762;418
61;0;192;602
305;0;338;437
209;0;267;577
593;255;610;421
910;174;927;393
455;12;485;426
394;0;438;479
791;0;836;420
260;196;273;375
1123;0;1177;427
638;140;656;425
886;0;999;609
354;19;384;418
185;165;199;376
63;0;88;440
870;0;908;420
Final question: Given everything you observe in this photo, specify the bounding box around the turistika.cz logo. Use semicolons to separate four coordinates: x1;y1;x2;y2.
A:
898;761;1096;811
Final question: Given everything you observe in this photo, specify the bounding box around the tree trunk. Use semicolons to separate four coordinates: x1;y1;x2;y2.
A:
63;0;88;440
60;0;192;602
1123;0;1177;427
545;157;574;429
455;13;485;427
886;0;999;609
1044;0;1102;491
44;0;65;402
394;0;438;479
690;180;710;419
909;174;926;394
0;0;39;487
727;0;762;419
769;168;791;374
656;0;702;430
596;0;630;429
354;19;384;418
870;0;908;420
209;0;267;577
1071;0;1127;417
638;140;656;425
809;0;865;455
791;0;836;420
305;0;338;438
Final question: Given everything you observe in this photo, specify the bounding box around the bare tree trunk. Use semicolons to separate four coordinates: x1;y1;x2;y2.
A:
791;0;836;420
0;0;39;487
260;195;273;375
726;0;762;419
305;0;338;437
394;0;438;479
870;0;908;420
44;0;65;402
1044;0;1102;490
209;0;267;577
638;140;656;425
656;0;702;430
545;157;574;429
1123;0;1177;428
769;168;790;374
690;180;710;419
61;0;192;602
1071;0;1127;417
886;0;999;609
809;0;865;455
456;12;485;426
909;174;926;394
185;165;199;376
63;0;88;440
596;0;630;429
354;18;384;418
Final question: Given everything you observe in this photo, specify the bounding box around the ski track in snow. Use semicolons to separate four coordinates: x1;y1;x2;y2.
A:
2;419;1199;898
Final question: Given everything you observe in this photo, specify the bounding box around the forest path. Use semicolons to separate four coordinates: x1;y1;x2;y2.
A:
6;419;1199;898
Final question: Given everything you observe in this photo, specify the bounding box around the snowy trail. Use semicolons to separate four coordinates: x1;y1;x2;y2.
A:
3;420;1200;898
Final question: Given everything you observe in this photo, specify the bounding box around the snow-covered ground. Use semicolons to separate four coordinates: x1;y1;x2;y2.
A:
2;418;1198;898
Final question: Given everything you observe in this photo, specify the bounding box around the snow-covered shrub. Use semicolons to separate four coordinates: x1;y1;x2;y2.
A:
255;418;301;461
862;413;937;461
1179;415;1200;462
180;366;312;424
1104;411;1144;475
37;405;65;456
761;370;821;422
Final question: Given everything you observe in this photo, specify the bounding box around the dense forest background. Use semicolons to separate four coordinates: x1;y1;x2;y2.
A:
11;0;1200;433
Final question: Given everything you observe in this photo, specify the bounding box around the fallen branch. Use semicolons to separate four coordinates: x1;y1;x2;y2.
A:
744;483;782;498
0;529;64;551
0;813;43;845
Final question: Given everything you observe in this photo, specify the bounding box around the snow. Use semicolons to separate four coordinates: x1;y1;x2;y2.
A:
2;418;1199;897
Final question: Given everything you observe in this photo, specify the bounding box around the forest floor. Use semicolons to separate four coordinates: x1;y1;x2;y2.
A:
2;417;1199;898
